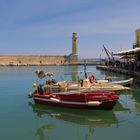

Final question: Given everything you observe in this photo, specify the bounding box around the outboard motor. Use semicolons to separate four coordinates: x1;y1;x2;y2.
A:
28;92;34;98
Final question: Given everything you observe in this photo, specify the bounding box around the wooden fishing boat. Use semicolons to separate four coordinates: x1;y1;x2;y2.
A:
44;78;131;92
34;70;131;92
28;90;119;110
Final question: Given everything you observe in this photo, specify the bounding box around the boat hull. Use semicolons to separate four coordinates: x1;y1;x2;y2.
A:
32;91;119;110
111;78;133;87
97;78;133;87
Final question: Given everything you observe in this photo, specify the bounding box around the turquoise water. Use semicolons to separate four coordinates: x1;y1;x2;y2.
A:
0;65;140;140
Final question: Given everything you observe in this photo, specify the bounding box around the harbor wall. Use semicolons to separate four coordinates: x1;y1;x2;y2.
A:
96;65;140;78
0;55;69;66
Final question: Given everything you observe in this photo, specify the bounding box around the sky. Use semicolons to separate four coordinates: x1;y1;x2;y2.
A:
0;0;140;58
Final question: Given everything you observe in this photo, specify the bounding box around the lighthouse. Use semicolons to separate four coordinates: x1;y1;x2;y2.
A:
70;32;78;64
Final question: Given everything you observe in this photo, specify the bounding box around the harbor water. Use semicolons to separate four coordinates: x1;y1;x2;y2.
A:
0;65;140;140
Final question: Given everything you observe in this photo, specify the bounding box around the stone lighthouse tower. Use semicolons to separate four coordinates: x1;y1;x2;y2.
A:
70;32;78;64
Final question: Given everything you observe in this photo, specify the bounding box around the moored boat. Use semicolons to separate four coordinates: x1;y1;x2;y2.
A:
44;78;131;92
67;79;131;91
34;70;131;92
97;78;133;87
110;78;133;86
28;90;119;110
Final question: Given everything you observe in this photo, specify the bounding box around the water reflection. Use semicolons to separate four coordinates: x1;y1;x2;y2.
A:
71;65;78;82
29;102;119;140
132;89;140;112
122;80;140;112
64;65;79;82
29;102;118;125
113;101;130;113
36;124;54;140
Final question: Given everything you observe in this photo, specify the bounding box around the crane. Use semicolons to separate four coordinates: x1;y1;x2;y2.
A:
103;45;115;62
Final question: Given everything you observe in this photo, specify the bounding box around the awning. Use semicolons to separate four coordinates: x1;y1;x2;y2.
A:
113;47;140;55
120;55;133;59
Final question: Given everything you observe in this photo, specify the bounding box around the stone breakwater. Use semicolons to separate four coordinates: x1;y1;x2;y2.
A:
0;55;70;66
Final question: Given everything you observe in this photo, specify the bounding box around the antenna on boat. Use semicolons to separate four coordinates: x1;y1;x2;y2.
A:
84;60;88;78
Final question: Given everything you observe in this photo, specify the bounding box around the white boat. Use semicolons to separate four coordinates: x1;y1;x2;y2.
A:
111;78;133;86
97;78;133;87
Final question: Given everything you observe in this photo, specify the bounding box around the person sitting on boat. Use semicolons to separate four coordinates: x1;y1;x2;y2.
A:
46;80;49;85
51;79;57;84
37;84;44;95
46;80;51;85
80;78;84;87
46;79;57;85
89;73;95;84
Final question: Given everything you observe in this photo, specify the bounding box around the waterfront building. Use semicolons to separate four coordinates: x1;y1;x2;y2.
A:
114;28;140;61
99;28;140;76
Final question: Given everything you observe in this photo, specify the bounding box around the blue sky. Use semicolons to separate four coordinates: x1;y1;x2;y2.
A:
0;0;140;58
